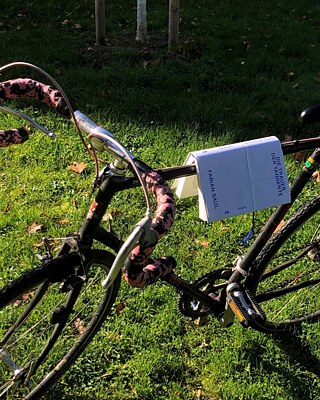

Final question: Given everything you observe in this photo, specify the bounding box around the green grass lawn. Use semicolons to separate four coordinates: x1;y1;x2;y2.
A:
1;0;320;399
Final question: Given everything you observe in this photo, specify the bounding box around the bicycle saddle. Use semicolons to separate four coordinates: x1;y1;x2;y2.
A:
300;104;320;124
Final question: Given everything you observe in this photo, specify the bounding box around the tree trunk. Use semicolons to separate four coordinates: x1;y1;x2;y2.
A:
136;0;147;43
168;0;179;50
95;0;106;45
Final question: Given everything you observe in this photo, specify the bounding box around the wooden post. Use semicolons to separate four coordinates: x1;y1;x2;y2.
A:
95;0;106;45
136;0;147;43
168;0;179;50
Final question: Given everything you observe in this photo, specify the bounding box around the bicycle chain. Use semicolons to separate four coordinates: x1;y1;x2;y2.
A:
178;268;231;319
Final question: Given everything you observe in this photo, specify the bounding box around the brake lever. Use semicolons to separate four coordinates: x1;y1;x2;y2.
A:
0;104;56;139
102;216;153;289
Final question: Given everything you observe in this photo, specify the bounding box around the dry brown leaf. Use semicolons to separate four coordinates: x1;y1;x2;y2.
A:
312;171;320;183
58;218;70;225
14;289;36;306
102;208;122;222
195;239;209;247
32;238;60;248
32;241;44;248
109;332;121;340
115;302;126;314
72;318;87;335
219;221;230;233
68;162;86;174
27;222;44;234
193;389;205;399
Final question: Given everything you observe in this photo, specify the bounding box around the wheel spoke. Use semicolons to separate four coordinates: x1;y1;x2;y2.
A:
0;250;120;398
250;196;320;331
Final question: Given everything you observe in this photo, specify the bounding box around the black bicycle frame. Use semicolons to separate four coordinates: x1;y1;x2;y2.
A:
228;139;320;284
7;137;320;372
69;136;320;318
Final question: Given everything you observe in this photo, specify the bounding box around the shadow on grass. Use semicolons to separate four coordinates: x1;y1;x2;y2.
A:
244;331;320;400
276;332;320;379
2;0;319;142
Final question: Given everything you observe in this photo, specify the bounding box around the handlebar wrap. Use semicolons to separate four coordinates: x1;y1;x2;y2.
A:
0;127;29;147
125;171;176;288
0;78;70;117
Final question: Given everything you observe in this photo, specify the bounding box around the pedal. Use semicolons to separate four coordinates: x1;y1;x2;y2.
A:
244;288;266;321
223;284;266;328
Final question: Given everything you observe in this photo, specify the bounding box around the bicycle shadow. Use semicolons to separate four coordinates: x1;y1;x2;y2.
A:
277;332;320;375
245;331;320;399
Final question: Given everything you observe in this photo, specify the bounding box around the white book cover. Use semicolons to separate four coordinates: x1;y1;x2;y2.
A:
173;136;291;222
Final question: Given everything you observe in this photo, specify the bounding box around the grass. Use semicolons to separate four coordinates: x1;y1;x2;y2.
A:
1;0;320;399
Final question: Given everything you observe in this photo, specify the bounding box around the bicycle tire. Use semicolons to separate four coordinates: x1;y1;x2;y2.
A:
245;195;320;333
0;249;121;399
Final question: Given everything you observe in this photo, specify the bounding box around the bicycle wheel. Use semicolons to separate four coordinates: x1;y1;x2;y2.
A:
0;249;121;399
246;195;320;333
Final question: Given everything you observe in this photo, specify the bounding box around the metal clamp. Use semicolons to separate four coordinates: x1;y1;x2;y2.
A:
233;255;248;277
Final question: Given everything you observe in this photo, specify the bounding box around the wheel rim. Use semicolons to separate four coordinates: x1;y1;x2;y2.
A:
0;256;113;398
254;210;320;328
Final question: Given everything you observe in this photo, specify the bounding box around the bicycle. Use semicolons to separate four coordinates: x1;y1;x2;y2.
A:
1;61;320;399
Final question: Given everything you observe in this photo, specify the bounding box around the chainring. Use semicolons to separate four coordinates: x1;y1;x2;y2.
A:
178;268;232;319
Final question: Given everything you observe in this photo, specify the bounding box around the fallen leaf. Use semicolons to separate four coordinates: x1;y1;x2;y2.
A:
291;272;303;285
32;241;44;248
68;162;86;174
109;332;121;340
219;221;230;233
27;222;44;234
102;208;122;222
32;238;60;248
312;171;320;183
72;318;87;335
14;289;35;306
58;218;70;225
199;339;210;348
193;389;205;399
195;239;209;247
115;302;126;314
